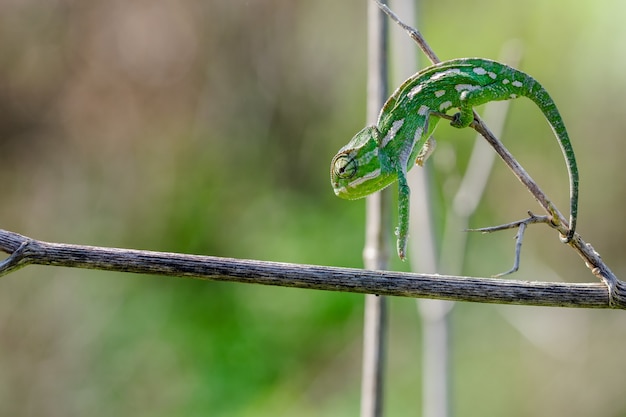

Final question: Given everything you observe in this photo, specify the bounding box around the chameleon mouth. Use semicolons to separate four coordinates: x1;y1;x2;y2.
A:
332;182;360;200
332;168;383;200
332;184;350;198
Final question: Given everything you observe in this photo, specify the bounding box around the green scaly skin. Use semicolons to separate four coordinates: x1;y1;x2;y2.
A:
330;58;578;260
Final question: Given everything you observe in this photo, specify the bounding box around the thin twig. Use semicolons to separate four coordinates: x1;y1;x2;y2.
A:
468;213;549;277
373;0;439;64
467;212;552;234
1;229;625;309
492;222;527;278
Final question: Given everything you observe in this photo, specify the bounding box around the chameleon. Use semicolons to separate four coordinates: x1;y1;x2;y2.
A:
330;57;578;260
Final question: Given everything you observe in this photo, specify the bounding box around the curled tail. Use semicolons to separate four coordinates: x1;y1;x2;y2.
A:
526;79;578;242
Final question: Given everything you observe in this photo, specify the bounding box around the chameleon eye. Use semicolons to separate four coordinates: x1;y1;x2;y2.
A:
333;155;358;179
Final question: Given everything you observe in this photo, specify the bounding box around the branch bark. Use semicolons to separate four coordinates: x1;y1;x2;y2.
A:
1;229;624;309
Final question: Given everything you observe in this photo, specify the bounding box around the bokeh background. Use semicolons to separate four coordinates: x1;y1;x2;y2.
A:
1;0;626;416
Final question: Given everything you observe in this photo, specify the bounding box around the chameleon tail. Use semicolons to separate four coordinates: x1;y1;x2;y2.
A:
526;79;578;242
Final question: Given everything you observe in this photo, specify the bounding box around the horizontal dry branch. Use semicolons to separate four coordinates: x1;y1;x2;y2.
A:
1;229;623;309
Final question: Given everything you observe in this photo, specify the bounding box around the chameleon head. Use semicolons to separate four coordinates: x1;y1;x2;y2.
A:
330;126;394;200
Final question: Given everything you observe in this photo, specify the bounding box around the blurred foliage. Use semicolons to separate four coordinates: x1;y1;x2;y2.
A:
1;0;626;416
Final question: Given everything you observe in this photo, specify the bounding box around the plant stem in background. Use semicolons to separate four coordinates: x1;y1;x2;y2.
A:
360;2;390;417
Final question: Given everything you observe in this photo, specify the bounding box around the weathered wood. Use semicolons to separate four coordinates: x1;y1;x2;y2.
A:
0;229;622;309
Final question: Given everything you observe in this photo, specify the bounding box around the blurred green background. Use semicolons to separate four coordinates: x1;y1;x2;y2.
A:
1;0;626;416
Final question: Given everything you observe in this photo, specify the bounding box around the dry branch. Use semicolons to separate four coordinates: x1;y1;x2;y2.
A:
1;229;624;309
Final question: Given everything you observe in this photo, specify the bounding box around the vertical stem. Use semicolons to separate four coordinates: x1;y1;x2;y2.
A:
360;1;389;417
386;0;452;415
411;116;453;417
360;293;387;417
418;300;453;417
363;1;390;270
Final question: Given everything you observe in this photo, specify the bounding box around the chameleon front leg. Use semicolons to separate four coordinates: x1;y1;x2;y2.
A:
395;114;436;259
395;167;411;260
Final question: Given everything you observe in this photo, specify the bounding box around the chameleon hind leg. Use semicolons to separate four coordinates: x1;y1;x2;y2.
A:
449;84;514;128
449;90;477;128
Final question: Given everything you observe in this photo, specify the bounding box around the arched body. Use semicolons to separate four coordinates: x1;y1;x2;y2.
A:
330;58;578;259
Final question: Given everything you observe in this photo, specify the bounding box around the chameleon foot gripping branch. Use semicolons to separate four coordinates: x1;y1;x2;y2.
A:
330;58;578;260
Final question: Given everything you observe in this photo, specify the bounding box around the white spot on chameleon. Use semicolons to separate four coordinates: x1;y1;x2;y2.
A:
414;126;424;141
472;67;487;75
439;101;452;111
430;68;462;81
509;93;518;99
407;85;423;98
512;80;523;88
488;72;497;79
434;90;446;98
417;105;429;116
454;84;479;92
381;119;405;148
502;79;510;85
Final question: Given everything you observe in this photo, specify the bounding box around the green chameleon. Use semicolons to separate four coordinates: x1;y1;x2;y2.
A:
330;58;578;260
